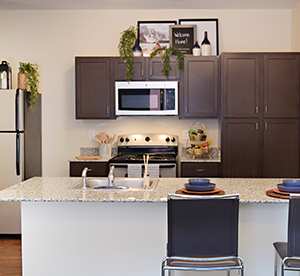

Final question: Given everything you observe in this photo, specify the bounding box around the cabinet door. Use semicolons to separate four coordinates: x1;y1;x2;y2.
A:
113;57;146;81
221;53;261;118
222;119;261;177
180;56;219;118
76;57;114;119
148;57;180;80
264;54;300;118
181;162;220;177
263;119;299;177
69;162;109;177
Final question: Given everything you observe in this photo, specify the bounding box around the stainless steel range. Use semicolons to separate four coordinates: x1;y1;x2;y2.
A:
109;133;178;178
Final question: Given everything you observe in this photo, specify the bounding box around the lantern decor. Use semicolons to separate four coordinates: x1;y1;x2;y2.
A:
0;61;12;89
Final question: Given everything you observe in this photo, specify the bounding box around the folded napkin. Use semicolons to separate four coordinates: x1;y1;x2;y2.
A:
147;164;160;178
127;164;142;178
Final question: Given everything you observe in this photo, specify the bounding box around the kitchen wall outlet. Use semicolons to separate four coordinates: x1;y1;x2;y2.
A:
183;130;189;140
88;129;95;140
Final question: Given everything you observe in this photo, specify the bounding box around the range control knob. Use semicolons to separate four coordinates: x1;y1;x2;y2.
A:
119;137;124;143
171;137;176;143
165;137;170;142
125;137;130;142
145;136;150;142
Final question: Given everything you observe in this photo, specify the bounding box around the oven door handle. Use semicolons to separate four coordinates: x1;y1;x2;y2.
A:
110;164;176;168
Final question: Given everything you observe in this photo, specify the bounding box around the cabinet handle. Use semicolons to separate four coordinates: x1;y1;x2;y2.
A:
255;107;259;114
185;106;188;113
106;107;109;114
265;106;268;115
150;69;152;76
141;69;144;77
256;123;259;130
265;123;268;130
196;169;204;172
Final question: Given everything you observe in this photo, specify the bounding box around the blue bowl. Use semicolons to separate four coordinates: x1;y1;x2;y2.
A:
185;183;216;192
282;179;300;187
188;178;210;186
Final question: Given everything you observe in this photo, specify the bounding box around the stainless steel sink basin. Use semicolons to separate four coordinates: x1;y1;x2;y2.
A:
71;177;158;191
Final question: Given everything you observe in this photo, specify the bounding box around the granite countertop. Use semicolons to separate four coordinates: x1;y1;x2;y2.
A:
0;177;290;204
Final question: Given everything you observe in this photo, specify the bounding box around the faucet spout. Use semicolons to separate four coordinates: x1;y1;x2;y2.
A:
108;166;115;186
82;167;91;189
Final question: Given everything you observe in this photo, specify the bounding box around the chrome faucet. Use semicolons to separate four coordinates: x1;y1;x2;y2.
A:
82;167;91;189
108;165;115;186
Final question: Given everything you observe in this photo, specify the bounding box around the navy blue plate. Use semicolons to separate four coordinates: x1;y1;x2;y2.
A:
282;179;300;187
188;178;211;186
184;183;216;192
277;183;300;193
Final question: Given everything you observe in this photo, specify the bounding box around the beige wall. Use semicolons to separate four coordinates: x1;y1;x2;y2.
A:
292;2;300;50
0;9;292;176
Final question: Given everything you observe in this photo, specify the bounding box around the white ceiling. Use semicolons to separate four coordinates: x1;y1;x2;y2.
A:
0;0;299;10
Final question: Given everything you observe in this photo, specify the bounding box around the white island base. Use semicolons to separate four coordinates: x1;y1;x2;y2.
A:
21;201;288;276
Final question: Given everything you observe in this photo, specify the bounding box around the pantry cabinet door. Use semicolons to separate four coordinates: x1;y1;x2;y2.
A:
221;53;261;118
222;119;261;177
263;54;300;118
263;119;299;178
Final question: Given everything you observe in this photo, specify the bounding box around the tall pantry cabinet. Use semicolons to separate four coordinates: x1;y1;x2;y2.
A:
221;53;300;177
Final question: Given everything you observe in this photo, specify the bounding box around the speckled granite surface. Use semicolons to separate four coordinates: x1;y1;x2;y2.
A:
0;177;292;204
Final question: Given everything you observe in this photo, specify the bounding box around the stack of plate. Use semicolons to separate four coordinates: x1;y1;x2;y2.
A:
184;178;216;192
277;179;300;193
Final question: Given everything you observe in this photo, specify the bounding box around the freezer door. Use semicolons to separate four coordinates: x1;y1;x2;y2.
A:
0;132;23;233
0;89;24;131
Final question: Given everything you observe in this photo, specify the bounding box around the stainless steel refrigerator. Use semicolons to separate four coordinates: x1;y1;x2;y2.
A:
0;89;41;234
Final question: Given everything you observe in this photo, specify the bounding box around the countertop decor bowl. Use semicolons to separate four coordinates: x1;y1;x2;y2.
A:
184;183;216;192
188;178;210;186
282;179;300;187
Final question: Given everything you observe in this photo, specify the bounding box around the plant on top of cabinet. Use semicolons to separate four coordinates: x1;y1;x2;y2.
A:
150;46;184;79
118;25;138;82
18;62;40;110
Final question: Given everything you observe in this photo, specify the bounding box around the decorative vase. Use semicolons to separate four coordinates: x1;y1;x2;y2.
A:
18;73;27;90
132;39;143;57
192;41;201;56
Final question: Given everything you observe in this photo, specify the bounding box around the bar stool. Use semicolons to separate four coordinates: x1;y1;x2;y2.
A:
162;193;244;276
273;194;300;276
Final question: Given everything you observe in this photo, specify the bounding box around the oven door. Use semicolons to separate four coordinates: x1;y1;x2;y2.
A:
110;163;176;178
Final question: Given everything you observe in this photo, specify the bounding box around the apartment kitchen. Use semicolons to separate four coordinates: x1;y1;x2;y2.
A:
1;0;300;275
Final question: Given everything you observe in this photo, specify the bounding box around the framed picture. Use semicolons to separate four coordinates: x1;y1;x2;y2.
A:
169;25;196;55
179;19;219;55
137;20;177;56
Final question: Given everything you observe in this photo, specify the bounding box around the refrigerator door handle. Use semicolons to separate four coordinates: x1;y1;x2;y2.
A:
15;89;20;131
16;132;20;176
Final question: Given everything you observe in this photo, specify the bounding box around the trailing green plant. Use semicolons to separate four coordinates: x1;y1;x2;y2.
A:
150;46;184;79
118;26;137;82
19;62;40;110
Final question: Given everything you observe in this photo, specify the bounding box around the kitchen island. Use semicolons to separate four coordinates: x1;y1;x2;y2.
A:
0;177;290;276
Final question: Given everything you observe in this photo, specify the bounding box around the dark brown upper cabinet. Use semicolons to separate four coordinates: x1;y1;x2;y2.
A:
180;56;219;119
221;53;300;118
113;57;146;81
264;54;300;118
113;57;180;81
76;57;115;119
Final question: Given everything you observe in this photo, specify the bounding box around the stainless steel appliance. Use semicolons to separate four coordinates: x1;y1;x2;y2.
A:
115;81;178;116
0;89;41;234
109;133;178;178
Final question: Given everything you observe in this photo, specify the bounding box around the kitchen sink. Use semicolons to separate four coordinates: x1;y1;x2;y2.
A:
71;177;159;191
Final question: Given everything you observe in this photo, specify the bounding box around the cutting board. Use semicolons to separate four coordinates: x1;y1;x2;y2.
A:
76;156;101;160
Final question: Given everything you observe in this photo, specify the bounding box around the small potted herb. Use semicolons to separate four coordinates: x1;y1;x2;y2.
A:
150;46;184;79
18;62;40;110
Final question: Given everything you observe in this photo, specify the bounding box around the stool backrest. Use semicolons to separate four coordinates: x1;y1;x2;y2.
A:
288;196;300;257
167;195;239;257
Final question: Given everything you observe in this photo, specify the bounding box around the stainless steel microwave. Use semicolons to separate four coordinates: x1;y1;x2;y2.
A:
115;81;178;116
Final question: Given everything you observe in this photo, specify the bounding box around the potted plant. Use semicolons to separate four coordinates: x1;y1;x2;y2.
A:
118;25;138;82
18;62;40;110
150;46;184;79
